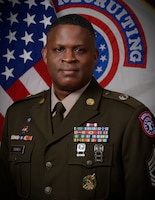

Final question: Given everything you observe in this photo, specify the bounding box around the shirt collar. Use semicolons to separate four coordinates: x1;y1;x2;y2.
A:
51;82;90;117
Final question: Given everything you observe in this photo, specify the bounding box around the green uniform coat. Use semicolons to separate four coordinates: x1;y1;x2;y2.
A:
0;78;155;199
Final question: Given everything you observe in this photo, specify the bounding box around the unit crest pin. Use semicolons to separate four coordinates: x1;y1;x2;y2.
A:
82;173;96;190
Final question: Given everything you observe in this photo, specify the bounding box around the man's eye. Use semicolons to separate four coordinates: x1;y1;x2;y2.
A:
55;47;63;52
74;48;85;53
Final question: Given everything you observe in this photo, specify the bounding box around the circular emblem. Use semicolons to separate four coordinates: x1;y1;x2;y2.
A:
143;117;155;136
53;1;147;88
86;98;95;106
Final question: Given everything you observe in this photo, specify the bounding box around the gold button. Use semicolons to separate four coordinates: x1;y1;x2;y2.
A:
86;98;95;106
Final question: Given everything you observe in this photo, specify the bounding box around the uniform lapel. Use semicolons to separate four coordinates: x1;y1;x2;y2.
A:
47;78;103;144
29;90;53;141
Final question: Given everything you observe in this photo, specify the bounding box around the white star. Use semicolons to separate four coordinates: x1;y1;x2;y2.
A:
8;0;20;7
96;66;103;73
19;49;33;63
100;55;107;62
95;32;97;38
25;0;37;9
5;30;17;43
99;44;106;51
7;12;18;25
3;49;15;62
40;15;52;29
39;32;46;47
23;13;36;27
21;31;34;45
1;66;14;80
40;0;52;10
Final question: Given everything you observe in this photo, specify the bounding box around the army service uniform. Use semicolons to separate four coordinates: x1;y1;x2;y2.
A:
0;78;155;199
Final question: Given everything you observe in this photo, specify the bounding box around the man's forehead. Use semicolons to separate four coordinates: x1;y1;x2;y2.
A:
47;24;94;39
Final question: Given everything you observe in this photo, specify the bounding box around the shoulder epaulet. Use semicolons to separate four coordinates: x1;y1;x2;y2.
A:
102;89;144;109
13;90;48;105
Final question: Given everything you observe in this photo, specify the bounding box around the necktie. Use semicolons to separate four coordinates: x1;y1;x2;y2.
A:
52;102;66;133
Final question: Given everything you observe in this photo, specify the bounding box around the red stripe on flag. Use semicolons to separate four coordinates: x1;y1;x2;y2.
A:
6;79;30;102
34;59;52;86
0;114;4;140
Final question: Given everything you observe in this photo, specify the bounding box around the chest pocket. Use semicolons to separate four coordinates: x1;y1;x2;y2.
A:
9;140;34;198
67;143;113;200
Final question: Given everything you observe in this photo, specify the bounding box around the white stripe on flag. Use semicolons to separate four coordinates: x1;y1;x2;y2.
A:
19;67;50;95
0;86;13;116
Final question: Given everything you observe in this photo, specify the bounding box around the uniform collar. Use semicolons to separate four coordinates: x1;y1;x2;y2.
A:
51;82;90;117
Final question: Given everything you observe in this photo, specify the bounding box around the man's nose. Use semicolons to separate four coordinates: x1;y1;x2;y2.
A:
62;49;76;62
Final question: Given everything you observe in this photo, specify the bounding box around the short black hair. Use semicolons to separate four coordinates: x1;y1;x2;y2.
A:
48;14;95;38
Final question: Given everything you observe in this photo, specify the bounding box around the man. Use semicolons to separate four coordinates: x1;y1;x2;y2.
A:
0;14;155;200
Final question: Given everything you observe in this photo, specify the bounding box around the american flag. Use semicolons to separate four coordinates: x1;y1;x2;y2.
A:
0;0;57;139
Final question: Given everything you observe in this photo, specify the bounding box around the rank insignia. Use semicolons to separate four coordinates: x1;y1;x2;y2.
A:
82;173;96;190
147;147;155;186
138;111;155;137
73;123;110;142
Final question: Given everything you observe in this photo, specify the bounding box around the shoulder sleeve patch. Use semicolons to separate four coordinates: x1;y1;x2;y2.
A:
138;111;155;137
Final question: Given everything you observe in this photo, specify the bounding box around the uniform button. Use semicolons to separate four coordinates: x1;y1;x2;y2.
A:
44;186;52;195
45;161;52;169
86;160;93;166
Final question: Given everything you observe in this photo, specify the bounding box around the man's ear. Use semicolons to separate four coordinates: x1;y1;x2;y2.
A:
42;47;47;64
94;48;99;64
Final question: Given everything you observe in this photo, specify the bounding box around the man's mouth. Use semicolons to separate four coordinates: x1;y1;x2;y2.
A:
60;68;79;75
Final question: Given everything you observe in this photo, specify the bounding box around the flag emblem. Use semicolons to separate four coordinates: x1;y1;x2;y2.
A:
0;0;57;138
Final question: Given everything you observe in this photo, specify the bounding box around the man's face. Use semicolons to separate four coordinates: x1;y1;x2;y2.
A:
42;24;99;92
